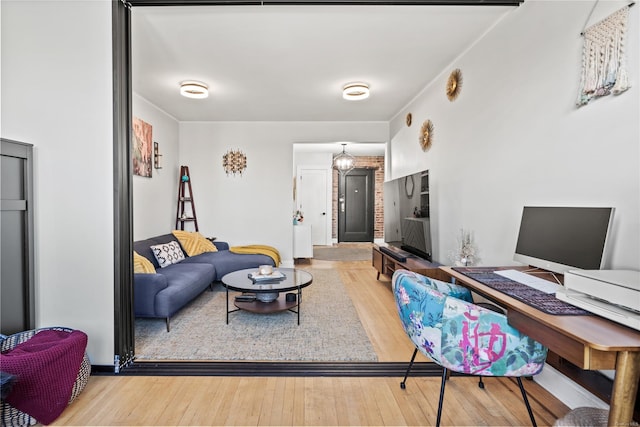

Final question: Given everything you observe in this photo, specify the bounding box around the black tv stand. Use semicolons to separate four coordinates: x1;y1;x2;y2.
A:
379;246;409;262
400;245;432;262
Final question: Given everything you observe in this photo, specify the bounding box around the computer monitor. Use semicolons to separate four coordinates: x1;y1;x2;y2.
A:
513;206;614;274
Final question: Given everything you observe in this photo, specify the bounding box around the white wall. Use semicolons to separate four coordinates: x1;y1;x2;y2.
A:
294;151;334;173
179;121;387;265
132;94;180;240
3;0;637;378
1;1;114;364
388;0;639;271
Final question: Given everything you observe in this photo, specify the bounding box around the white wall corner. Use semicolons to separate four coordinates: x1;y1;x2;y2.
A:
534;363;610;410
280;259;296;269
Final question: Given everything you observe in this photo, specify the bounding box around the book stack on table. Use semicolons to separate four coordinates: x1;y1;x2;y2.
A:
248;271;286;283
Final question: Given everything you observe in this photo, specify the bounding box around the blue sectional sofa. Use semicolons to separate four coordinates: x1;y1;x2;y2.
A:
133;233;275;331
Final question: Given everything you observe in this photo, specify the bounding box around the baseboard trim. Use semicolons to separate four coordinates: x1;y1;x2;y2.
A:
104;361;443;377
91;364;117;374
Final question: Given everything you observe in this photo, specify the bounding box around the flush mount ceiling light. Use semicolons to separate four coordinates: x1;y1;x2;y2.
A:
342;82;370;101
180;81;208;99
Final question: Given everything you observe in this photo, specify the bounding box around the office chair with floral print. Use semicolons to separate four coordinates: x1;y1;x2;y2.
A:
392;269;548;427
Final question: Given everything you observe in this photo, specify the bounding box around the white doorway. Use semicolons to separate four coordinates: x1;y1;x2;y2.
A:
297;166;331;246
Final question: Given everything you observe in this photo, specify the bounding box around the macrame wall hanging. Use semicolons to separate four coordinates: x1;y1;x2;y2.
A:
576;3;632;107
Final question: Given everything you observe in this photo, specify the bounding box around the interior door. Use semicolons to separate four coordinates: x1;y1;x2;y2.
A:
1;139;35;335
338;168;374;242
297;167;330;245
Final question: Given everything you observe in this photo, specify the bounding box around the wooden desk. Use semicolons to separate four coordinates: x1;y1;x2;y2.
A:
441;266;640;426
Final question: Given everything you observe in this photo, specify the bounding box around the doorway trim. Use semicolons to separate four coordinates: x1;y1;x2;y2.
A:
112;0;135;371
113;0;524;373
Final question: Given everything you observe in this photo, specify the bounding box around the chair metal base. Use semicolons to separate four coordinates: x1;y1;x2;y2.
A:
400;347;418;389
400;347;537;427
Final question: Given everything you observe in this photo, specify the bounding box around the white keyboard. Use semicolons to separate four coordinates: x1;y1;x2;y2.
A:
494;269;562;294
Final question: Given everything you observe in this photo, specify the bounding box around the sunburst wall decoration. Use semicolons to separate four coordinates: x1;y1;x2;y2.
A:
420;120;434;152
446;68;463;101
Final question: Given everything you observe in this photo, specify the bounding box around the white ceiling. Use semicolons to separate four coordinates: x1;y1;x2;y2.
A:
131;4;516;123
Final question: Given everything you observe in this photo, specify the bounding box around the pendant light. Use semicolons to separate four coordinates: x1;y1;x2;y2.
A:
333;143;355;175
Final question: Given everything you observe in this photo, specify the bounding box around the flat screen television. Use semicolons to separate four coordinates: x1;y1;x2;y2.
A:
383;170;432;260
513;206;614;274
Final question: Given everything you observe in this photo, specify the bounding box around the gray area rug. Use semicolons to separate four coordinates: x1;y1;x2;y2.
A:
313;246;372;261
135;267;378;362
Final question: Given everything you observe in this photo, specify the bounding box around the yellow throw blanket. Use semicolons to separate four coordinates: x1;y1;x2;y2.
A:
230;245;281;266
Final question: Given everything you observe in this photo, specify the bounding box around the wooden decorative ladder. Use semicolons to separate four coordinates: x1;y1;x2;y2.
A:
175;165;199;231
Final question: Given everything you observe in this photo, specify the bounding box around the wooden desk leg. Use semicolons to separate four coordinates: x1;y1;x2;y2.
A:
609;350;640;426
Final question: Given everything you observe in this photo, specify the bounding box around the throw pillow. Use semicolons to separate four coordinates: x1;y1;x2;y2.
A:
172;230;218;257
150;241;185;268
133;251;156;274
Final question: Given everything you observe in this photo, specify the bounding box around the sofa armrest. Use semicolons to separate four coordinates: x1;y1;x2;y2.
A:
213;241;229;251
133;273;168;316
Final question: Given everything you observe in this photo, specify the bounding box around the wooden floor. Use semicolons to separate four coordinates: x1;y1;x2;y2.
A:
52;253;571;426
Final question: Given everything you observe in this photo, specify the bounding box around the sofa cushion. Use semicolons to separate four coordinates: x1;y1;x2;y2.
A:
152;263;215;317
212;241;229;251
181;250;275;281
133;251;156;274
151;241;185;268
172;230;218;256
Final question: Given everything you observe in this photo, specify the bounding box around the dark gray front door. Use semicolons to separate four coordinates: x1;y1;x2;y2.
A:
338;168;374;242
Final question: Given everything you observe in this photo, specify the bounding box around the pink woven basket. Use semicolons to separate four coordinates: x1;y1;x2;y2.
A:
1;327;91;426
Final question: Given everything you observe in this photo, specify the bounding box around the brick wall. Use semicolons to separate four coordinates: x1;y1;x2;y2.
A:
332;156;385;241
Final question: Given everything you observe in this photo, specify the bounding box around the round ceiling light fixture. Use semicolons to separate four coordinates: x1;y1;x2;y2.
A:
342;82;370;101
180;80;209;99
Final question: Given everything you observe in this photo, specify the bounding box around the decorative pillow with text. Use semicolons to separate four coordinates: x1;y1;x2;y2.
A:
150;241;185;268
